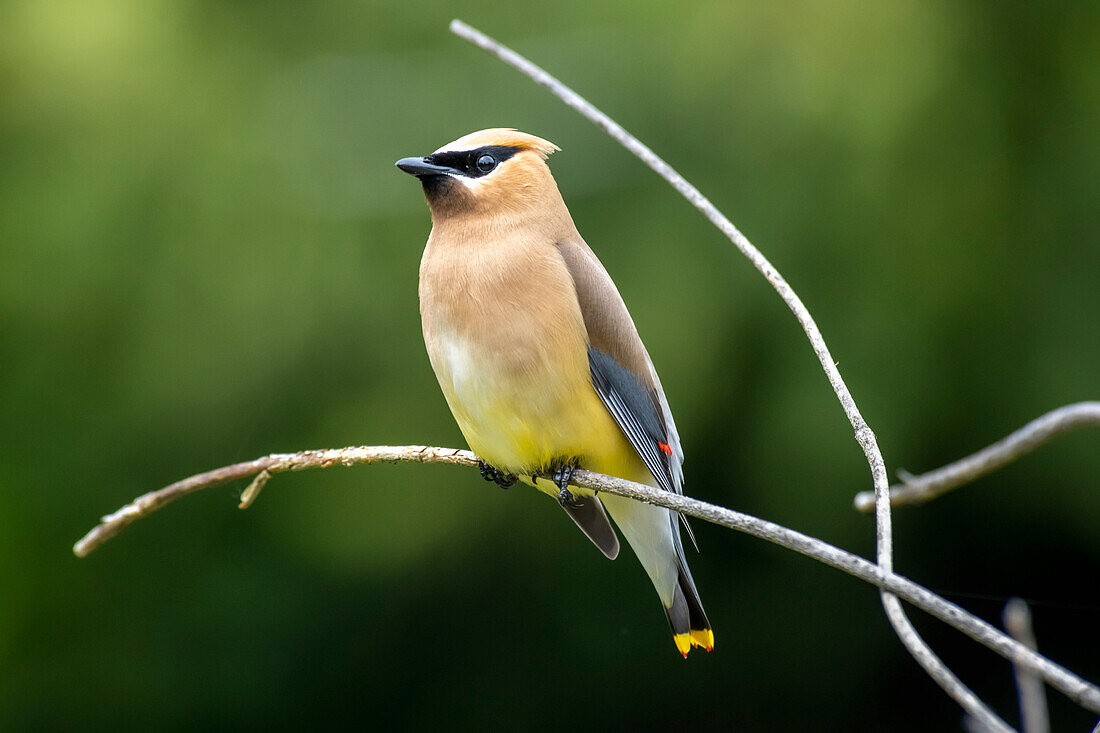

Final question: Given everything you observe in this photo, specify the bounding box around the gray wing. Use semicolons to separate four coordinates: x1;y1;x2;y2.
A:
554;239;686;496
588;347;678;494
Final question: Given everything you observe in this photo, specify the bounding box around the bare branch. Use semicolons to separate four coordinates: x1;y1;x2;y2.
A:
73;446;477;558
854;402;1100;513
964;713;1002;733
72;23;1098;728
883;593;1011;732
1004;598;1050;733
449;19;1009;729
238;469;271;509
72;445;1100;715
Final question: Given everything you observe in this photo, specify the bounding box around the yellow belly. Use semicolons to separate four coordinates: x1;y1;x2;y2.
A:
427;327;649;496
460;386;648;498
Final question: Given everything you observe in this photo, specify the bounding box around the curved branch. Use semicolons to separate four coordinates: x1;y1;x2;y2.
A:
854;402;1100;513
71;445;1100;715
449;19;1007;729
73;446;476;558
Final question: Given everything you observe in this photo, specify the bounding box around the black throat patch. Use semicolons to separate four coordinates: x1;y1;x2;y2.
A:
420;173;454;197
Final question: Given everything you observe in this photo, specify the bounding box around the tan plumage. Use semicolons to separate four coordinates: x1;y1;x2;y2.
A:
398;129;712;656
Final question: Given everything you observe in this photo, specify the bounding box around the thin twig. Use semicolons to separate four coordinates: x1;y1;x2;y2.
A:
73;446;475;557
72;446;1100;714
449;19;1010;730
1004;598;1050;733
854;402;1100;513
239;469;271;509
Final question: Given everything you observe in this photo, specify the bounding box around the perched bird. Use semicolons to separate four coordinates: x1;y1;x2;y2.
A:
396;129;712;656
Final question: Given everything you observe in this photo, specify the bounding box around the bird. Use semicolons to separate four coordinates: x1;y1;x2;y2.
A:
396;128;712;657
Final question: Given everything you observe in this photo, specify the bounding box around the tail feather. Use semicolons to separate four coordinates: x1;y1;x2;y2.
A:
665;557;714;657
601;492;713;657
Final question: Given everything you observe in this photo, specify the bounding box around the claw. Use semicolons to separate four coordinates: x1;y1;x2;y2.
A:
477;459;517;490
558;487;583;508
551;462;580;507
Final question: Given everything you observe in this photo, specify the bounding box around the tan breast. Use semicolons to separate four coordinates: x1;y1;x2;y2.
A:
418;226;634;477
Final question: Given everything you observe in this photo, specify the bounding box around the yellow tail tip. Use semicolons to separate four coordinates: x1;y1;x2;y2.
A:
691;628;715;651
674;630;715;657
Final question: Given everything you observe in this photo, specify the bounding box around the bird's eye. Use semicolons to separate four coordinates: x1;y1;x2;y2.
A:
476;154;496;173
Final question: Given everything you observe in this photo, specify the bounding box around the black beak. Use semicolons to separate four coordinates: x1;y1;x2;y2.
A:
395;157;453;177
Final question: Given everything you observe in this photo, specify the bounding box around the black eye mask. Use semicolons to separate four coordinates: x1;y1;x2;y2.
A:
425;145;521;178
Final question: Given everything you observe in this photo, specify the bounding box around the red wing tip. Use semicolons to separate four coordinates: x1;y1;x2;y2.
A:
658;441;672;455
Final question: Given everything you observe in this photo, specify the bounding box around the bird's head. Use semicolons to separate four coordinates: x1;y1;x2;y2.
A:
396;129;561;220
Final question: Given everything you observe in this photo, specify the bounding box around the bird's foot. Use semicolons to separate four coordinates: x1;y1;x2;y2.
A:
478;459;517;489
551;462;581;508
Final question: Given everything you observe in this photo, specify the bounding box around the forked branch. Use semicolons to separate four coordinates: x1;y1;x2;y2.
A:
854;402;1100;513
71;444;1100;714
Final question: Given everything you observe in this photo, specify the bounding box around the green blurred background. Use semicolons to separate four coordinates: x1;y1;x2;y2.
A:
2;1;1098;730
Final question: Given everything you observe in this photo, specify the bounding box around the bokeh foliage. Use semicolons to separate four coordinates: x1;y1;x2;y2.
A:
2;1;1098;730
